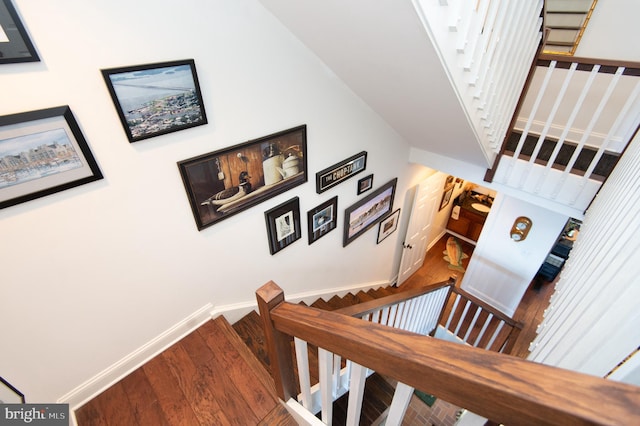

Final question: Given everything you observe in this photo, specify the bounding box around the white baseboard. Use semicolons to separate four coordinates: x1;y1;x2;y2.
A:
59;303;214;412
59;280;393;415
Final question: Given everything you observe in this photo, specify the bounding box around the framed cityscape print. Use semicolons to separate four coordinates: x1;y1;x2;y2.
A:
265;196;301;255
178;125;307;230
0;106;103;210
377;208;400;244
0;376;24;403
307;196;338;244
0;0;40;64
102;59;207;142
343;178;397;247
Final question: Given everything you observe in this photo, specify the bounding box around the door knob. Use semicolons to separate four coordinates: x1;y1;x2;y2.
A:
403;242;413;249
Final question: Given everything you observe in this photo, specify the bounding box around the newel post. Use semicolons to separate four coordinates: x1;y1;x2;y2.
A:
256;281;297;402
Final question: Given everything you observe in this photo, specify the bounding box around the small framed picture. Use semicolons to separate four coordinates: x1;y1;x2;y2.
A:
0;106;103;210
0;0;40;64
377;209;400;244
265;197;301;255
307;196;338;244
102;59;207;143
357;174;373;195
439;186;454;211
0;376;25;403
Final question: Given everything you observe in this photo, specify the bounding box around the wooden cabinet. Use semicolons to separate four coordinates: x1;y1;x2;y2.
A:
447;206;487;242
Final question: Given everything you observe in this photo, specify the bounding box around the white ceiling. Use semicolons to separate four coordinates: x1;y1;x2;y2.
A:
259;0;489;167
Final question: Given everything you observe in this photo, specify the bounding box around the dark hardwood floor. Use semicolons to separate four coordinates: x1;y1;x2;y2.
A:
75;232;553;425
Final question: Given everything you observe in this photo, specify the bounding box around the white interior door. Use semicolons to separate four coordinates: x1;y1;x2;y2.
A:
397;173;445;285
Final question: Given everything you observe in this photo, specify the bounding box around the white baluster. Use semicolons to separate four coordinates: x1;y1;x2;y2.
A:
294;337;312;409
345;362;368;426
385;382;415;426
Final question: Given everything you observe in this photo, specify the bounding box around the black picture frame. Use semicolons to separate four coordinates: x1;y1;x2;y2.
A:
307;196;338;245
357;174;373;195
0;106;103;210
265;196;301;255
178;125;307;230
439;185;454;211
102;59;207;143
377;208;400;244
316;151;367;193
0;0;39;64
0;376;25;403
343;177;397;247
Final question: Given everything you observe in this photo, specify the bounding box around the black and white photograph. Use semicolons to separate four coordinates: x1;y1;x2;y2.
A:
102;59;207;142
344;178;397;246
307;196;338;244
0;0;39;64
265;197;301;255
0;106;103;210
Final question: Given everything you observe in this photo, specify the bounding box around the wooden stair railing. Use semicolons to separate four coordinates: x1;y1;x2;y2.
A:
257;281;640;426
335;277;523;355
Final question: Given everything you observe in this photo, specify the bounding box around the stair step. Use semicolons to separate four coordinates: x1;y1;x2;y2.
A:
311;298;334;310
232;310;271;372
354;290;375;303
258;402;299;426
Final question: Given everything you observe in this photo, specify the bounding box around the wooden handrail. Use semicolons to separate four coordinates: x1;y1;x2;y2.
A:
257;282;640;425
538;53;640;75
332;277;454;318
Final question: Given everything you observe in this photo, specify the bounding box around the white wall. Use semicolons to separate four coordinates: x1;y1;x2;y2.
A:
0;0;420;404
460;193;568;316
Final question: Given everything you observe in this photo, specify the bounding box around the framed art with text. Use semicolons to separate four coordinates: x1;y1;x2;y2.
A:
0;0;39;64
102;59;207;142
316;151;366;193
307;196;338;245
0;106;103;210
265;196;301;255
178;125;307;230
343;177;397;247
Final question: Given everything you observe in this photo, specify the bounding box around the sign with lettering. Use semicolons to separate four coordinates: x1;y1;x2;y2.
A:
316;151;367;193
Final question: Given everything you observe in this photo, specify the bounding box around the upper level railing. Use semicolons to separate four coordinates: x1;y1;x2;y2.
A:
412;0;544;164
486;54;640;212
256;281;640;425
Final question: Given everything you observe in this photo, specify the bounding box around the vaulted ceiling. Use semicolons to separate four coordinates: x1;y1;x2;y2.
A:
259;0;490;167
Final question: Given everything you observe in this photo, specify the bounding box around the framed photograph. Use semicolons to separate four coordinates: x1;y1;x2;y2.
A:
178;125;307;230
343;177;397;247
307;196;338;244
265;197;301;255
377;209;400;244
316;151;367;193
357;174;373;195
0;106;103;210
1;376;25;403
0;0;39;64
439;185;454;211
102;59;207;143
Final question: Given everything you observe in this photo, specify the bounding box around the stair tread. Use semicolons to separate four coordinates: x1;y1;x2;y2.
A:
232;310;271;371
258;402;298;426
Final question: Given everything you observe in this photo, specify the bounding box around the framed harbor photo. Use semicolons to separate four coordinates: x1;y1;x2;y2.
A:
343;178;397;247
102;59;207;143
307;196;338;244
265;197;301;255
0;106;103;210
0;0;40;64
178;125;307;231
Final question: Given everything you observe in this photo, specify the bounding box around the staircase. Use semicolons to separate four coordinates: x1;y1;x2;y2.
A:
74;285;414;425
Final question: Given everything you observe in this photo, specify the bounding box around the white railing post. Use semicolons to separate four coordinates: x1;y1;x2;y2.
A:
386;382;415;426
345;362;368;426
